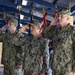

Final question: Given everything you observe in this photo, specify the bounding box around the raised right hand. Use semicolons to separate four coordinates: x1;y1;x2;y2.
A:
50;17;59;26
1;24;7;31
18;25;29;33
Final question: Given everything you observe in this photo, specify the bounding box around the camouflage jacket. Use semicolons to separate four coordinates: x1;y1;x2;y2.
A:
42;25;75;71
0;30;19;75
11;34;49;74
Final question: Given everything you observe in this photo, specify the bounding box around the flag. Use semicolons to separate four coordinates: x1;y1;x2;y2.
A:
48;40;53;53
54;10;59;28
39;13;47;34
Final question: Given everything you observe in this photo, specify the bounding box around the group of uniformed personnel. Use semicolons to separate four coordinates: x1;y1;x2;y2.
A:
0;19;49;75
0;9;75;75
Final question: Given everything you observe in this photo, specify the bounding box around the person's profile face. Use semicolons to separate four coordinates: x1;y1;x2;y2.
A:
7;21;16;30
58;14;68;24
30;25;39;35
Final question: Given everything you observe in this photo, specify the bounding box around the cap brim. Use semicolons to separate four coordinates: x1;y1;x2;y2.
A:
28;23;41;26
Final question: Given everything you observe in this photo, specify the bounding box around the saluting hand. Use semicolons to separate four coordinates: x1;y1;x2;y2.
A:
1;24;8;31
18;25;29;33
50;17;58;26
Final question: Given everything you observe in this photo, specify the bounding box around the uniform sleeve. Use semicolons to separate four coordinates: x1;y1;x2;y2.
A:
15;46;24;66
11;33;26;67
42;26;56;40
11;33;25;46
42;41;50;73
72;27;75;71
12;33;25;67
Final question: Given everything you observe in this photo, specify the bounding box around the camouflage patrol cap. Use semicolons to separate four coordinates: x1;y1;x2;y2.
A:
28;20;41;26
59;9;71;16
9;18;18;26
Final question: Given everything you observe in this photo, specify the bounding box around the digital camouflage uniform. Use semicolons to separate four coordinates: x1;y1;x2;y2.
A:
0;30;19;75
12;34;49;75
42;25;75;75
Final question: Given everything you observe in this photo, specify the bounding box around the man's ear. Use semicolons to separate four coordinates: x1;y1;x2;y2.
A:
67;16;69;20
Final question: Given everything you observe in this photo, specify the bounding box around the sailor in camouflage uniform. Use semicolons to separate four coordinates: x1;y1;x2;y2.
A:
42;9;75;75
0;18;19;75
12;20;49;75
